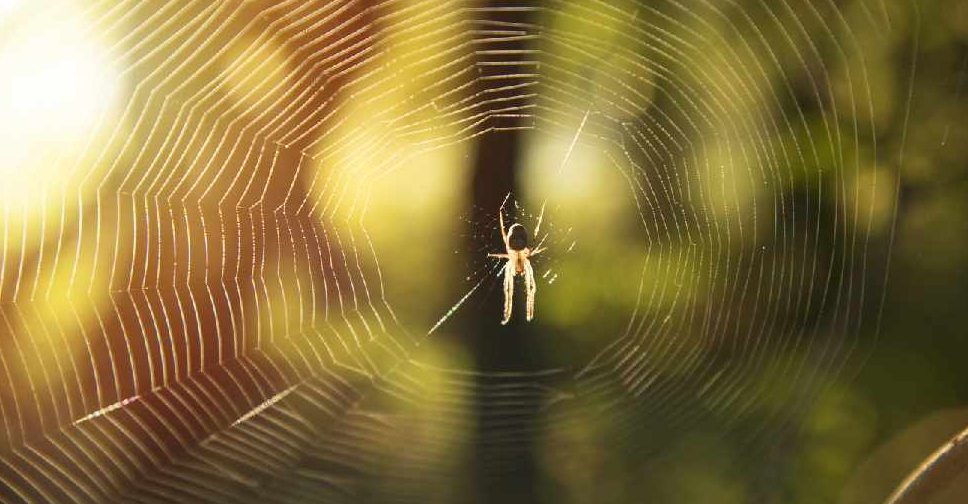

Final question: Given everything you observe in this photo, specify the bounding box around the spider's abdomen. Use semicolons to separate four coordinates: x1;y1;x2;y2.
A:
508;224;528;251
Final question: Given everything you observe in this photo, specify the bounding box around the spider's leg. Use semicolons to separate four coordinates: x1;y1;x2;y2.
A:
501;261;514;325
529;247;545;256
488;253;510;259
499;193;510;249
524;259;537;321
531;232;549;255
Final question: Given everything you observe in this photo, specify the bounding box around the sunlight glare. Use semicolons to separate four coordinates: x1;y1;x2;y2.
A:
0;2;122;201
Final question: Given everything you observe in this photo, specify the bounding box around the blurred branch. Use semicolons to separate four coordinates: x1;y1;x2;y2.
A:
885;422;968;504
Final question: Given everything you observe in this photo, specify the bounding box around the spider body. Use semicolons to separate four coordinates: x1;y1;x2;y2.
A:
488;201;546;324
506;224;530;274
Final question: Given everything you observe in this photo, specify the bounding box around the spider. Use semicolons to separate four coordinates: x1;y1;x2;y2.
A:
488;196;546;324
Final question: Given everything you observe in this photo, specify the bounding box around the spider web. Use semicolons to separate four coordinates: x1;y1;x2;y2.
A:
0;0;913;502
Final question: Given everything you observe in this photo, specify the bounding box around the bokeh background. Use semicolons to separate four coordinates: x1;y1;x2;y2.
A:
1;0;967;503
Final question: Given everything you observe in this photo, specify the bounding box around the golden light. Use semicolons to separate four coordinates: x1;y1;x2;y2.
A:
0;0;22;22
0;1;122;208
